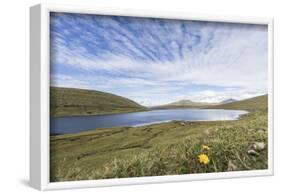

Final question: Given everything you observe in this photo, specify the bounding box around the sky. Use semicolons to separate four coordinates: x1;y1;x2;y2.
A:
50;12;268;106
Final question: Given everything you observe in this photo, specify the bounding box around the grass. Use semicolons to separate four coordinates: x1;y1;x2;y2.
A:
151;99;217;109
50;95;268;182
208;94;268;111
50;87;148;117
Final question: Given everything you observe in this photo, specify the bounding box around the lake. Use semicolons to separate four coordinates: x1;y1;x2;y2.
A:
50;108;248;135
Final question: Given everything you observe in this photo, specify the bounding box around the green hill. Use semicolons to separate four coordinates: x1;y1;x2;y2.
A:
50;87;148;117
152;95;267;110
208;95;268;110
152;99;217;109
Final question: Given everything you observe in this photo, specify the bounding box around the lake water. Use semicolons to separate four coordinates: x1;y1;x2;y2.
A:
50;109;248;135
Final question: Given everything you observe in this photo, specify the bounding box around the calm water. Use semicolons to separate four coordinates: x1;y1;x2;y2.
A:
50;109;248;134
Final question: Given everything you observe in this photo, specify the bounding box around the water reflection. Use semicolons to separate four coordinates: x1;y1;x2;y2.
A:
51;109;248;134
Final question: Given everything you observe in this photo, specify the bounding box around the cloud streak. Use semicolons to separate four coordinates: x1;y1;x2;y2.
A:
50;12;268;106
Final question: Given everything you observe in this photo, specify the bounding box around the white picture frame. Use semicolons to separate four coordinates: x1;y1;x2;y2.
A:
30;3;274;191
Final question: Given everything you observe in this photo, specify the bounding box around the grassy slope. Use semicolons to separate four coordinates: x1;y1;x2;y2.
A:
50;95;268;181
50;87;148;117
208;95;268;110
151;100;217;109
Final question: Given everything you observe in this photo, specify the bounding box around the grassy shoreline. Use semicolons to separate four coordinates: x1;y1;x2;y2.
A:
50;109;267;182
51;108;150;118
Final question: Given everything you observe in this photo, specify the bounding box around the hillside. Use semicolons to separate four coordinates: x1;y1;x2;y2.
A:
151;99;217;109
50;87;148;117
220;98;237;104
208;95;268;110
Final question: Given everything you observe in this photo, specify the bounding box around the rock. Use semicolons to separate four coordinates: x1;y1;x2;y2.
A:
247;149;260;156
227;160;238;171
253;142;266;151
180;122;186;126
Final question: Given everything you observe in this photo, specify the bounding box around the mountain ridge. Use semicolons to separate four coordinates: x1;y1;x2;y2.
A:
151;95;267;110
208;94;268;110
220;98;237;104
50;87;148;117
151;99;218;109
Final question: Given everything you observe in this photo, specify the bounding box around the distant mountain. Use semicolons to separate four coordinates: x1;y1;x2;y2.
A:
168;99;199;106
151;99;218;109
209;95;268;110
50;87;148;117
220;98;237;104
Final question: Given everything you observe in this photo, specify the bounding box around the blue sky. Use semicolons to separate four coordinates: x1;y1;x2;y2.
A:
50;12;268;106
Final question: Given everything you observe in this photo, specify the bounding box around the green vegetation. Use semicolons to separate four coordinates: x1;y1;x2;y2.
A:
151;99;217;109
50;95;268;182
208;95;268;111
50;87;148;117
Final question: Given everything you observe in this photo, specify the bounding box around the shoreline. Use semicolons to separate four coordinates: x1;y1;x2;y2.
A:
50;108;249;136
50;110;250;138
51;107;150;118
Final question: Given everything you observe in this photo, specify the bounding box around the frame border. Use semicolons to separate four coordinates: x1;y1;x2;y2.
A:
30;3;274;191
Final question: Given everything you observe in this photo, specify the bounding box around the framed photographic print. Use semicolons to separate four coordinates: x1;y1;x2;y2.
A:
30;3;274;190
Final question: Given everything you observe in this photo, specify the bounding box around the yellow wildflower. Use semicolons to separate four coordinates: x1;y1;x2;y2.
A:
202;145;210;150
198;154;210;164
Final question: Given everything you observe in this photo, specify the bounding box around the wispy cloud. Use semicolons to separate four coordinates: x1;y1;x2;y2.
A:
50;13;268;106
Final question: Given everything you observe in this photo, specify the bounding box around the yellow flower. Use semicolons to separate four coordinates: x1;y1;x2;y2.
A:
202;145;210;150
198;154;210;164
